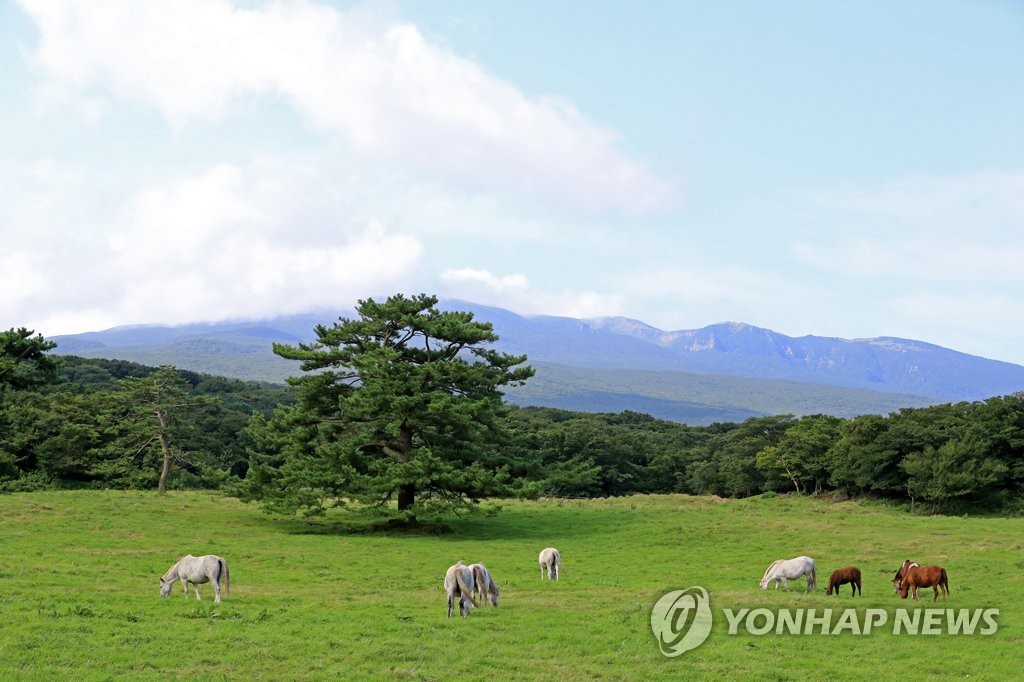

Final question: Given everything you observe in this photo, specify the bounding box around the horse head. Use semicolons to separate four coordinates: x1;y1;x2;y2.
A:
893;560;918;594
159;578;172;597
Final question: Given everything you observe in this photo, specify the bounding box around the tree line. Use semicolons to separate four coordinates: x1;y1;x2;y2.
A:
0;328;291;492
495;401;1023;513
2;297;1022;515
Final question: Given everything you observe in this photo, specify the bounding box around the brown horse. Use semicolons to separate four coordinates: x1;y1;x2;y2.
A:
898;562;949;601
825;566;861;596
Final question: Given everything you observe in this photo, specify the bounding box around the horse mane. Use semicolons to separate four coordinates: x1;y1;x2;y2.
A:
761;559;784;581
894;559;917;581
161;560;181;583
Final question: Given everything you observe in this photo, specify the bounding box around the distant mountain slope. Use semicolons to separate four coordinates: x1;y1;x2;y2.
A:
438;301;1024;402
503;362;936;425
53;326;307;384
48;301;1024;423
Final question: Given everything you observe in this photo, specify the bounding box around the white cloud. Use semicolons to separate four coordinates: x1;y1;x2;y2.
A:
884;291;1024;362
792;171;1024;284
440;267;624;319
0;251;50;307
808;171;1024;226
16;0;672;213
794;239;1024;282
891;291;1020;327
1;159;424;334
441;268;530;293
619;266;785;306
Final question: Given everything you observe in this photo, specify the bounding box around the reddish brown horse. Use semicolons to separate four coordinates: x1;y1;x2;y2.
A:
825;566;861;596
895;559;949;601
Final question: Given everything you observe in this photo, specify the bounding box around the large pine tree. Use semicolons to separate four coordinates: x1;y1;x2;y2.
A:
242;294;533;518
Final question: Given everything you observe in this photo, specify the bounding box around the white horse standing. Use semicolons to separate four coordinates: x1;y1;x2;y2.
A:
469;562;500;607
539;547;564;581
444;562;479;618
759;556;816;592
160;554;230;603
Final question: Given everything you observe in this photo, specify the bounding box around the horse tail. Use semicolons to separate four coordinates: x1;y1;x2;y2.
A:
471;565;485;599
220;557;230;596
456;570;479;608
556;551;565;576
941;568;949;593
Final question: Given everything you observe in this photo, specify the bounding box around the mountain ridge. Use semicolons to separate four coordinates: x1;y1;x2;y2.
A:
47;301;1024;424
435;300;1024;401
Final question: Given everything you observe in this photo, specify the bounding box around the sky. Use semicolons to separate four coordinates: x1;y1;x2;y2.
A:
2;0;1024;365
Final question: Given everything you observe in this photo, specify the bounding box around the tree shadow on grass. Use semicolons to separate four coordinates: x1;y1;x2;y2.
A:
292;517;455;536
251;502;617;541
249;514;454;537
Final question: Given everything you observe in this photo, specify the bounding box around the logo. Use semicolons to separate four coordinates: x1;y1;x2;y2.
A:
651;587;1000;658
650;586;713;657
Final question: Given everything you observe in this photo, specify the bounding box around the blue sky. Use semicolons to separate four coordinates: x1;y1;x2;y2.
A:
3;0;1024;365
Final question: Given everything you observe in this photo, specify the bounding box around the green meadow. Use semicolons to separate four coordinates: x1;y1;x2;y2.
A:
0;491;1021;680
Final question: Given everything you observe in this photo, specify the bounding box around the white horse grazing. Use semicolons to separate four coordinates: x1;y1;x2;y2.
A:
469;562;500;607
539;547;564;581
445;562;479;618
160;554;230;603
759;556;816;592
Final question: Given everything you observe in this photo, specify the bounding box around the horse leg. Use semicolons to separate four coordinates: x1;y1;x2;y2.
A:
781;577;789;591
180;579;188;598
213;579;222;604
447;593;454;618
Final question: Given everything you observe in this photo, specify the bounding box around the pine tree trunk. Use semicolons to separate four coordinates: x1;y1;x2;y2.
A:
395;424;415;515
397;483;416;513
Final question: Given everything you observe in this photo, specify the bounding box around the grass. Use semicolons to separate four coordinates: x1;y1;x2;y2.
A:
0;491;1021;680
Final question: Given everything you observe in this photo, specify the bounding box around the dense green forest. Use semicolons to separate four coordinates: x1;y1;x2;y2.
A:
1;327;1022;514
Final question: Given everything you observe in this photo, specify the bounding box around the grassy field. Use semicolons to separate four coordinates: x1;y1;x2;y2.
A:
0;491;1021;680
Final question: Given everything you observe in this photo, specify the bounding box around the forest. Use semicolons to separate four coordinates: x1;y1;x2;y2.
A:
2;324;1023;514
